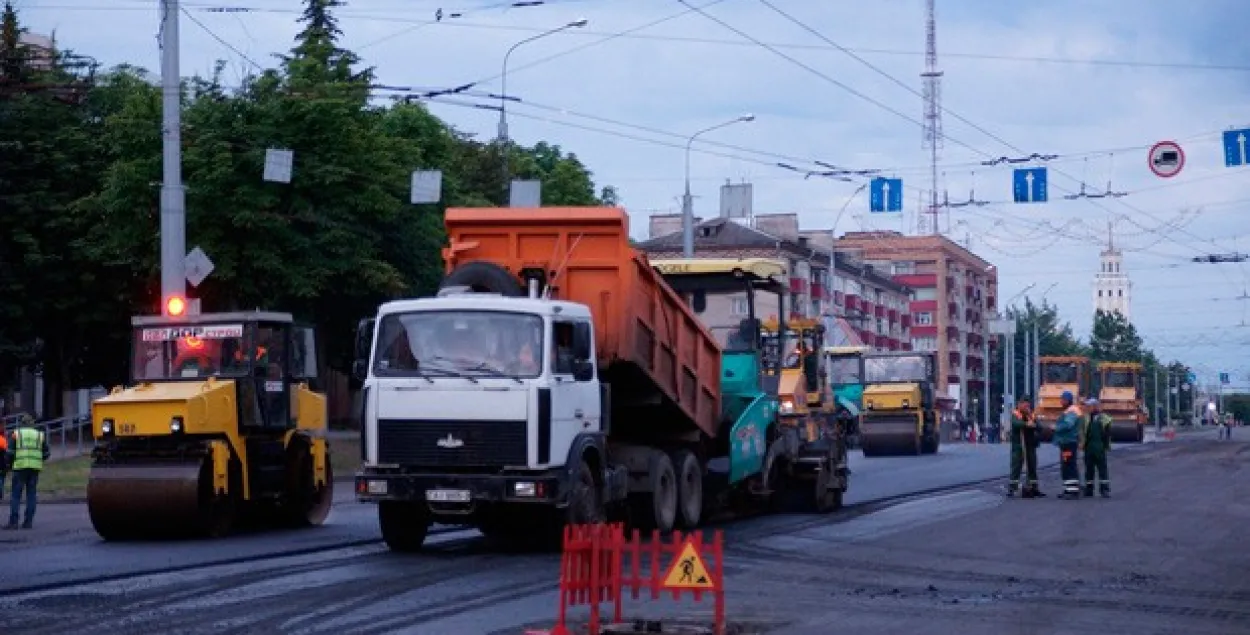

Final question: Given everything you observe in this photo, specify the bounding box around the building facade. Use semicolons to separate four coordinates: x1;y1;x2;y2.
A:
831;231;998;416
640;211;913;352
1092;229;1131;320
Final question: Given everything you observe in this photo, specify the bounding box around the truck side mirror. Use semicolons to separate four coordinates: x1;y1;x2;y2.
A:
355;318;375;361
352;359;368;383
572;359;594;382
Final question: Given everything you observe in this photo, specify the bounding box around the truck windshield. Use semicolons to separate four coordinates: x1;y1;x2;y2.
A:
373;310;544;379
827;356;862;385
1043;363;1079;383
132;323;250;380
863;356;929;383
1103;370;1135;388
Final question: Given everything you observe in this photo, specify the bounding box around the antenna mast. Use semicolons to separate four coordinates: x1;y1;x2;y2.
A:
920;0;944;235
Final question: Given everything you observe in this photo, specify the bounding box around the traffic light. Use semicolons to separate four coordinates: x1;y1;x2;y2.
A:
165;295;187;317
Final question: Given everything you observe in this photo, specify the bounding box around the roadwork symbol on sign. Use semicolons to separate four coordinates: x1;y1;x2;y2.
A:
661;541;715;590
1148;141;1184;178
1223;128;1250;167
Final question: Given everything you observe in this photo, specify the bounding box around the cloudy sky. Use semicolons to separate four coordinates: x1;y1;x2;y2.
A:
19;0;1250;390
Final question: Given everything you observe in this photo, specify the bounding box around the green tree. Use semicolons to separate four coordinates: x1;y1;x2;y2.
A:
1090;309;1144;362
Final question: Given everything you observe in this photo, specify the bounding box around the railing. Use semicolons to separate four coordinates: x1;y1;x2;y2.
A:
2;412;94;458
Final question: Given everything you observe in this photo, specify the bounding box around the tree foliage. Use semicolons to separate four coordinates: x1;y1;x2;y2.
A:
0;1;615;415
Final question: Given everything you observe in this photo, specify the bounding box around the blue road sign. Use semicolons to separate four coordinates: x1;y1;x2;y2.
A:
1188;371;1197;384
1223;128;1250;167
869;177;903;213
1012;167;1048;203
1220;372;1230;385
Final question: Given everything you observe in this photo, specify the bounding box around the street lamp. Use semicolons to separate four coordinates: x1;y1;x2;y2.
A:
496;18;588;199
682;114;755;257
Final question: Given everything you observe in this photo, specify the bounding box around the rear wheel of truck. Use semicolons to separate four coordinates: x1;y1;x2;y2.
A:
378;501;429;553
670;449;703;528
631;452;677;532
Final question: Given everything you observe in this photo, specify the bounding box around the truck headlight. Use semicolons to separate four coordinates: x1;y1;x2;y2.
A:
780;400;795;414
902;399;910;408
866;400;874;410
513;482;537;497
101;418;114;436
170;416;184;434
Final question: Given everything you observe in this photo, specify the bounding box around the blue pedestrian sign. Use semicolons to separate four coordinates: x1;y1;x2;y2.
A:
1012;167;1048;203
869;177;903;213
1223;128;1250;167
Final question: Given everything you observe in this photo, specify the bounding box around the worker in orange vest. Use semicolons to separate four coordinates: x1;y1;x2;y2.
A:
0;424;7;502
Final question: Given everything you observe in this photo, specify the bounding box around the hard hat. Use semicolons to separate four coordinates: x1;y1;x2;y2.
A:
1085;398;1099;406
1061;390;1074;402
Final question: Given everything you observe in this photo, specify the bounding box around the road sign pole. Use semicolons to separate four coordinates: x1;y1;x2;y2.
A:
159;0;187;313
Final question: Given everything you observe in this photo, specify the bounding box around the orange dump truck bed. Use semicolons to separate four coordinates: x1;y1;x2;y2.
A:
442;206;723;439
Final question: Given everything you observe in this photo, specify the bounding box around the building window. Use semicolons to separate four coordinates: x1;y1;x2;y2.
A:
731;297;749;316
912;337;937;351
1117;289;1123;297
1098;290;1103;297
915;312;933;326
914;287;937;301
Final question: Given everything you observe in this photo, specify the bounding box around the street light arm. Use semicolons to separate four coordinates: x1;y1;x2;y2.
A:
499;20;586;119
685;116;753;187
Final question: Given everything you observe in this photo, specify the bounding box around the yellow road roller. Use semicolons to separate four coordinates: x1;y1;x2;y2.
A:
859;351;941;456
87;311;333;540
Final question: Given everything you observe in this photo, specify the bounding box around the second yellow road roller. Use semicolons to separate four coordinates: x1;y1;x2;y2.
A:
87;310;333;540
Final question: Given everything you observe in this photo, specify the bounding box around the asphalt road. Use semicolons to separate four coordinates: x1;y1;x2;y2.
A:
0;436;1200;635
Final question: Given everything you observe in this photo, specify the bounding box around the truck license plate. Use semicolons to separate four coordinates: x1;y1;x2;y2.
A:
426;489;471;503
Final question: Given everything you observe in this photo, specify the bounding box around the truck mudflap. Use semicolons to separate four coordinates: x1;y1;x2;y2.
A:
860;412;922;456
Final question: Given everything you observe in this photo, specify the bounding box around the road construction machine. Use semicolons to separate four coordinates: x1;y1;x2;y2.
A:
87;311;333;540
824;345;869;447
353;210;849;552
759;317;827;421
1036;355;1091;442
1096;361;1147;443
859;351;941;456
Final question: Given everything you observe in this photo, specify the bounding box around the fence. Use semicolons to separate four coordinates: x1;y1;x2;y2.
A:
1;412;94;458
547;523;726;635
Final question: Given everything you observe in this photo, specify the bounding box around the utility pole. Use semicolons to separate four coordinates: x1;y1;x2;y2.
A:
159;0;186;314
982;335;990;432
1153;365;1160;430
1032;321;1040;399
1166;369;1172;426
920;0;943;235
1023;329;1031;399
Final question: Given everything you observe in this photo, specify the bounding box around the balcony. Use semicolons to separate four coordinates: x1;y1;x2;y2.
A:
789;277;808;294
946;275;956;289
887;308;899;322
946;373;961;384
945;325;960;336
846;294;862;311
900;314;912;328
947;302;960;319
873;304;886;318
949;350;961;364
810;283;826;300
894;273;937;288
902;342;914;351
910;325;937;337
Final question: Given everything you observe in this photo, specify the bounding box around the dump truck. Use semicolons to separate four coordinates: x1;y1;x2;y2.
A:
353;209;849;552
1036;355;1091;442
859;351;941;456
87;311;333;540
1096;361;1147;443
824;345;869;447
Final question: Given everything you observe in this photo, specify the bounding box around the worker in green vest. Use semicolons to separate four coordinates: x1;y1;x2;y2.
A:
5;414;51;530
1081;398;1112;498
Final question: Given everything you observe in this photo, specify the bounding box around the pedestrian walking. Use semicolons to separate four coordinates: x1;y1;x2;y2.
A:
1052;390;1083;500
1218;414;1233;441
1081;398;1112;498
1006;395;1044;498
5;414;50;530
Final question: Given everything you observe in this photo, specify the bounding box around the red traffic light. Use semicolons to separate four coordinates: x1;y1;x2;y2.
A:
166;296;187;317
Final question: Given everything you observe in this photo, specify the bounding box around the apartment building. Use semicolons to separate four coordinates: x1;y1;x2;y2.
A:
638;188;912;352
831;230;998;416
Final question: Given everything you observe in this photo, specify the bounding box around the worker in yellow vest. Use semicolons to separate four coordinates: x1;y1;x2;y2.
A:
5;414;51;530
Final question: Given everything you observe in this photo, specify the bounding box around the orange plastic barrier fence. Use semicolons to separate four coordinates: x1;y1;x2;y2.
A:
547;523;725;635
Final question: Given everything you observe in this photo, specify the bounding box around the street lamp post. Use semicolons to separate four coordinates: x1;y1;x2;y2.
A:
682;114;755;257
1001;283;1035;426
496;18;588;200
1032;281;1058;400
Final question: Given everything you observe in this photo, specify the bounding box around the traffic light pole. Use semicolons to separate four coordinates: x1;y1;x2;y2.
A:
159;0;187;314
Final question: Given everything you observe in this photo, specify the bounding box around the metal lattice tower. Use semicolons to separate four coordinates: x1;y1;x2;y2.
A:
920;0;944;235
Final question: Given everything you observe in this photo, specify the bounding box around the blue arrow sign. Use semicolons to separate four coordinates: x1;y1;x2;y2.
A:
869;177;903;213
1188;372;1197;383
1223;128;1249;167
1012;168;1048;203
1220;372;1230;385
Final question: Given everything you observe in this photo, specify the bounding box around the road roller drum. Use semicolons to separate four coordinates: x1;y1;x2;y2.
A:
87;458;235;540
860;414;923;456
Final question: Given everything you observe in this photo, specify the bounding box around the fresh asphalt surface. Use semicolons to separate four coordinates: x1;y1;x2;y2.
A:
5;436;1214;635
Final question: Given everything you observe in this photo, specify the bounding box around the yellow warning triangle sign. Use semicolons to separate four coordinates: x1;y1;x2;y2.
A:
661;541;716;590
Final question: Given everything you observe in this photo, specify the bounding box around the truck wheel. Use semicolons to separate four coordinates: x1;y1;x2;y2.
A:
441;261;525;296
567;457;605;525
378;501;429;553
632;452;677;532
670;449;703;528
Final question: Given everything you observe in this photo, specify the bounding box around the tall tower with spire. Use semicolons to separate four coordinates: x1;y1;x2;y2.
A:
1093;221;1131;320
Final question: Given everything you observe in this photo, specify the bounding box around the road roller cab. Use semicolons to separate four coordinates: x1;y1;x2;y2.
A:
760;318;826;419
1096;361;1147;443
88;311;333;540
859;351;941;456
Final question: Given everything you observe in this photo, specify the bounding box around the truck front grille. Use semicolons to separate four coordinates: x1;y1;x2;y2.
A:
375;419;527;468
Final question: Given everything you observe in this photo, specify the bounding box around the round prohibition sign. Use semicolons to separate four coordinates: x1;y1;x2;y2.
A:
1148;140;1185;178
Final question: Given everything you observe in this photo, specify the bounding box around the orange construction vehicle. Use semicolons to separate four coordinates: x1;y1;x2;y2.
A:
1036;355;1092;442
1096;361;1148;443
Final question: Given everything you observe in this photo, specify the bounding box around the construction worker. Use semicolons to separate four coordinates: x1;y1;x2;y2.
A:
5;414;50;529
1052;390;1083;499
0;422;7;502
1006;395;1045;498
1081;398;1112;498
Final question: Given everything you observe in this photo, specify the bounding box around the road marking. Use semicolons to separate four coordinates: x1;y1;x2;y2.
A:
753;490;1003;550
